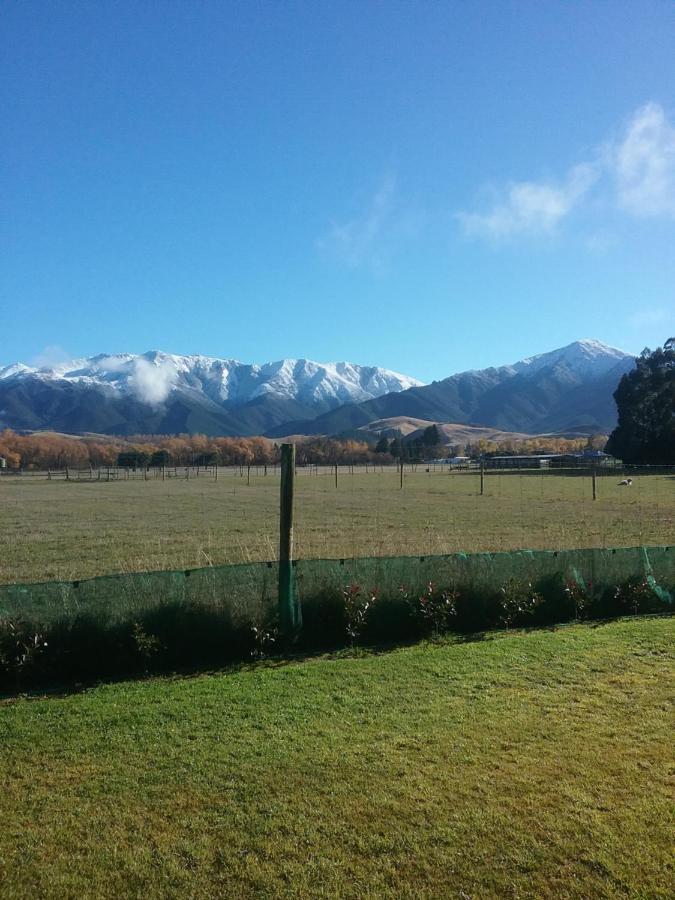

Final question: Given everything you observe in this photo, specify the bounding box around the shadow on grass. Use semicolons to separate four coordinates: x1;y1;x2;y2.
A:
11;615;673;706
0;629;499;704
2;570;672;701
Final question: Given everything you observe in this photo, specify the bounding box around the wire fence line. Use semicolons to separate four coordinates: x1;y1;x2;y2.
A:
1;461;672;482
1;462;673;585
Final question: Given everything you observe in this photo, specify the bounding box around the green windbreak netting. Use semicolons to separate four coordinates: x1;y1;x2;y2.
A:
0;546;672;625
295;546;674;604
0;562;279;626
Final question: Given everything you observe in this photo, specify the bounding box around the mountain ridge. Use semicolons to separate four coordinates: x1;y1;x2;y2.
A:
268;340;635;438
0;340;634;437
0;351;422;436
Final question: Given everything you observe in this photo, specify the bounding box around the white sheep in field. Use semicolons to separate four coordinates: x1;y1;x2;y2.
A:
617;478;633;486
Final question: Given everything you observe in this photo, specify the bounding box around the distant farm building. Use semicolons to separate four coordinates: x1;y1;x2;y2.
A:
483;455;561;469
426;456;473;467
550;450;618;468
485;450;618;470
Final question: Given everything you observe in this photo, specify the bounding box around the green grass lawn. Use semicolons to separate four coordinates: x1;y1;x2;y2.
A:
1;617;673;898
1;470;673;582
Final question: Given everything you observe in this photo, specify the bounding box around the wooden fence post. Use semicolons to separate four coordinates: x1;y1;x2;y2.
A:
279;443;301;636
592;465;597;501
480;461;485;496
400;460;404;490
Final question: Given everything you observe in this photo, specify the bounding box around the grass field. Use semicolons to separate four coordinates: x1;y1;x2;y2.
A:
1;617;673;898
1;469;673;583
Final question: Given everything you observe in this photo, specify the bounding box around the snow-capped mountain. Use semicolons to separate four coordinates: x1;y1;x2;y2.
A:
509;338;632;380
271;340;636;437
0;340;635;437
0;351;422;436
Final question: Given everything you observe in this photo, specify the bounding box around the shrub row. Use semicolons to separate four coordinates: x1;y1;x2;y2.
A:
1;572;672;694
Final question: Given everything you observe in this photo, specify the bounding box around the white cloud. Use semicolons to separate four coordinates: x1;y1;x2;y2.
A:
628;307;675;328
91;354;178;404
30;345;71;369
317;173;397;269
128;358;177;405
457;162;598;239
615;102;675;217
458;101;675;242
97;355;127;373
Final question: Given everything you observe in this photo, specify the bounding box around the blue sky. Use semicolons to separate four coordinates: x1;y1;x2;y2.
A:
2;1;675;382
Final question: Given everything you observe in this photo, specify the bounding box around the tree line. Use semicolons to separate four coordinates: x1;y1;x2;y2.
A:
372;424;605;461
0;425;610;471
0;431;383;470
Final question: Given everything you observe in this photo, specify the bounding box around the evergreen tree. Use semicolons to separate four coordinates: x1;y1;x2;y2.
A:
606;339;675;463
374;435;390;454
117;450;150;469
422;424;442;447
418;423;444;458
150;449;171;467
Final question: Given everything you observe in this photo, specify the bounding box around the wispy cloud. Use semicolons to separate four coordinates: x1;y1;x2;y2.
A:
317;173;399;270
100;355;178;405
614;102;675;218
627;306;675;328
458;101;675;241
128;358;177;405
457;163;598;239
30;345;72;369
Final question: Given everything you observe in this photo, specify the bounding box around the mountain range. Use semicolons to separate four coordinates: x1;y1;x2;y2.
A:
0;353;420;436
0;340;634;438
271;339;634;438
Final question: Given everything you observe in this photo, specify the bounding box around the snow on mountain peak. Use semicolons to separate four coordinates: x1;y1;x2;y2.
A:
512;339;631;378
0;350;423;409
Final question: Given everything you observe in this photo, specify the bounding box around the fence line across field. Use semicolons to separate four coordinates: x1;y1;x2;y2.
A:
1;461;672;484
0;450;673;592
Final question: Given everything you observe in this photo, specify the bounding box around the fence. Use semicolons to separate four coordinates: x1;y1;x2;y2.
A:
1;461;673;481
1;443;673;690
1;545;672;691
2;545;673;624
0;462;673;586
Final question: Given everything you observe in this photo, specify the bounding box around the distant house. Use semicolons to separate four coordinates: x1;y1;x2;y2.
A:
551;450;618;468
425;456;473;468
484;450;618;470
0;456;6;469
483;454;562;469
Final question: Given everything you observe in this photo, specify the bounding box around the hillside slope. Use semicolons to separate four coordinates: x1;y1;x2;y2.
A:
270;340;634;437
